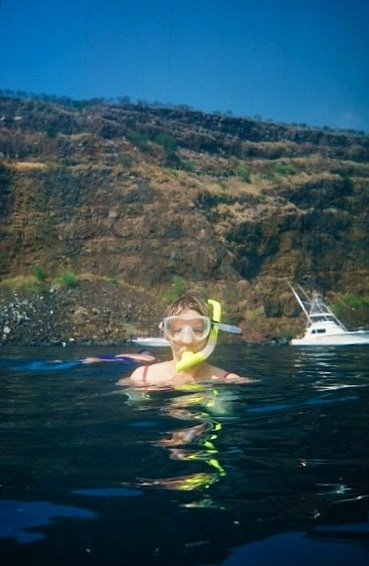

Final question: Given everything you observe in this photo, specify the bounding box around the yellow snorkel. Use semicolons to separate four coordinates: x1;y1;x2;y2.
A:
175;299;221;373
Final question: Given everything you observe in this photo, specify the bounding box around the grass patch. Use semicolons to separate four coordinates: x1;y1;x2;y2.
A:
342;293;369;308
166;168;180;177
245;306;264;322
0;275;45;293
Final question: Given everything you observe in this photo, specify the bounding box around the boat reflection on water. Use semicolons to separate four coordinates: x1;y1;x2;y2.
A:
122;385;234;506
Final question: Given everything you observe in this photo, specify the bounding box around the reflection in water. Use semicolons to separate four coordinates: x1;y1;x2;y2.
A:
220;528;369;566
122;386;233;502
0;500;97;543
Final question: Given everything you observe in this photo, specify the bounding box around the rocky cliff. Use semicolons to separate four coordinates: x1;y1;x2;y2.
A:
1;95;369;344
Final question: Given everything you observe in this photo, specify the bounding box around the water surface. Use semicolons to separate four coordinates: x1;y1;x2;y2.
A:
0;344;368;565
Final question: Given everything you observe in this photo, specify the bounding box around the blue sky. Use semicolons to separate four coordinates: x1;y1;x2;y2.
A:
1;0;369;132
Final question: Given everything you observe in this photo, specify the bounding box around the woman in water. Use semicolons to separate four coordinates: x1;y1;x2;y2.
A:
122;293;252;387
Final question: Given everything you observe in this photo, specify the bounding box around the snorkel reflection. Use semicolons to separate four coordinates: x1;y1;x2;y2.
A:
122;385;234;506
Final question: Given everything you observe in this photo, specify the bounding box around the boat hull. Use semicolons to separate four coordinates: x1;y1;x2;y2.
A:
131;337;170;348
291;331;369;347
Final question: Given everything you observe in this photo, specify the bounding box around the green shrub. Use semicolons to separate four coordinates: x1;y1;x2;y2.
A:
165;275;186;303
32;265;46;282
58;271;78;289
126;131;151;152
156;132;178;158
342;293;360;308
46;124;58;138
119;154;132;168
342;293;369;308
281;329;294;341
274;162;297;176
235;165;250;182
181;159;195;172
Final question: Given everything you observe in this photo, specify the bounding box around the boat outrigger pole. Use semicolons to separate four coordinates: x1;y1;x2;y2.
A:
288;282;309;318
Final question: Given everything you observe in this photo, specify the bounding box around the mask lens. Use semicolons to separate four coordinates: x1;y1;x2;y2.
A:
163;316;211;342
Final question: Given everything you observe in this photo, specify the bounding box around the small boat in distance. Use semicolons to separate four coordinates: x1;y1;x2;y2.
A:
131;337;170;348
289;283;369;346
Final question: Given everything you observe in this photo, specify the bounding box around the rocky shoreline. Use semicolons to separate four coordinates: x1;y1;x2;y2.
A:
0;281;167;347
0;281;281;347
2;280;368;348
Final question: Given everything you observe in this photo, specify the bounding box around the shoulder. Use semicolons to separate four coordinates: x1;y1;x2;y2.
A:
117;365;147;386
129;365;149;385
128;361;172;386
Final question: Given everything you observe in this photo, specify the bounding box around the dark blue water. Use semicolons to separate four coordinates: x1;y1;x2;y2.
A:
0;344;368;565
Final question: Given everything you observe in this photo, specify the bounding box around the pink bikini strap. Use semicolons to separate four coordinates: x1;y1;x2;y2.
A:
223;372;230;379
142;365;149;384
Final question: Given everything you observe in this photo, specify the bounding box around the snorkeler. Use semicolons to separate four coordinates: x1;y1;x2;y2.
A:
21;350;156;372
81;350;156;364
121;293;253;387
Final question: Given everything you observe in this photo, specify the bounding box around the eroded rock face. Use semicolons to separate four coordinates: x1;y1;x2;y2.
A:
1;96;369;343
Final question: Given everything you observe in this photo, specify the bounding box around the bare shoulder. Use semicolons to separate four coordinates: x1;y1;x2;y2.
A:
131;366;147;384
118;361;173;387
117;365;146;386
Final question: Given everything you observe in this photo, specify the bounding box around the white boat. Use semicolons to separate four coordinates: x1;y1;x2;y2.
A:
131;337;170;348
289;283;369;346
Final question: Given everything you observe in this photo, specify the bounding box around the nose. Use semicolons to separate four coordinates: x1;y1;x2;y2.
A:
180;325;194;343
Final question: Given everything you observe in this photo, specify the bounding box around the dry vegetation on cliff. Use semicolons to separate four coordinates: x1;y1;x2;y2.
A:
1;94;369;344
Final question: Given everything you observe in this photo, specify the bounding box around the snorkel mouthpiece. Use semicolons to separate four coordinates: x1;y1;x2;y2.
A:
175;299;221;373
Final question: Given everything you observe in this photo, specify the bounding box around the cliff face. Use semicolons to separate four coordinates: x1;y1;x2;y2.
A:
1;96;369;344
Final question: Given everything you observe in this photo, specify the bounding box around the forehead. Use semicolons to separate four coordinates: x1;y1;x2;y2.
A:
170;309;206;319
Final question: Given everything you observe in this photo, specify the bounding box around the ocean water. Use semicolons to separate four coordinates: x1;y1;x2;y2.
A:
0;344;368;565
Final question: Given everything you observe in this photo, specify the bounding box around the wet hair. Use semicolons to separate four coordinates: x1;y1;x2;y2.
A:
165;293;210;318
